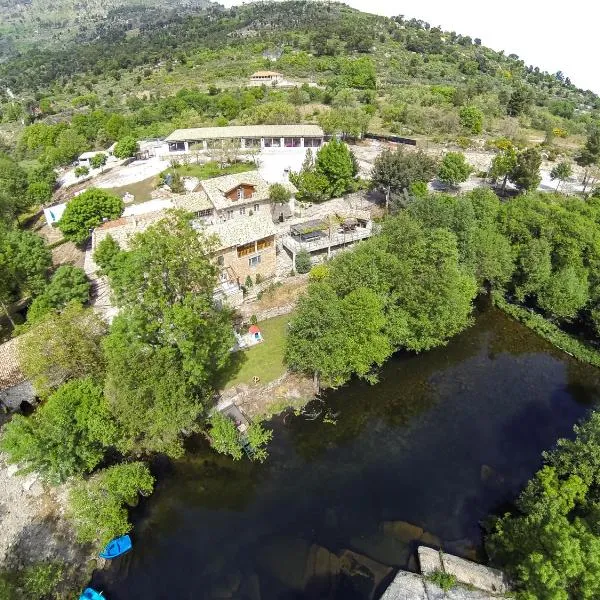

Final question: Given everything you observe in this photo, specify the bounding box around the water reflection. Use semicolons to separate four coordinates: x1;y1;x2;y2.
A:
94;308;600;599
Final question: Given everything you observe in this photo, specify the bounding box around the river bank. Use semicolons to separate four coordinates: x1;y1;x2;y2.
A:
0;454;96;596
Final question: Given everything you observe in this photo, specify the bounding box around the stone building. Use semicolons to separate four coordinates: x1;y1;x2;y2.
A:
172;171;296;224
201;216;278;307
163;124;324;154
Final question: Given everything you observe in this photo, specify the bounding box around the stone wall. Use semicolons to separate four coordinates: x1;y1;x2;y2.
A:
226;239;277;283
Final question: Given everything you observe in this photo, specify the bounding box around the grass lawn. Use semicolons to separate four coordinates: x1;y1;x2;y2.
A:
173;161;256;180
224;313;293;389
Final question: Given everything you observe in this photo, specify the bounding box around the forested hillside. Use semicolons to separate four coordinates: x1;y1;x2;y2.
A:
0;0;212;56
0;0;597;158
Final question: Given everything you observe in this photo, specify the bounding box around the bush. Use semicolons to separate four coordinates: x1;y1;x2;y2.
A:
459;105;483;134
437;152;473;186
58;188;123;244
427;569;457;592
113;136;138;159
68;462;154;547
295;250;312;274
269;183;292;204
74;166;89;178
90;153;107;169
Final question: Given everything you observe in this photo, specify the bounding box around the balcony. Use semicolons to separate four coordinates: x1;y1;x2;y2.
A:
281;221;374;256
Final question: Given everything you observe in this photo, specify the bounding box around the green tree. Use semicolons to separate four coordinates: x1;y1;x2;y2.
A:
58;188;123;244
538;266;589;320
90;153;107;169
74;166;89;178
437;152;472;186
576;125;600;192
0;226;51;324
209;412;243;460
459;105;483;134
102;212;234;457
490;145;518;193
318;107;371;139
26;181;52;206
0;154;29;221
513;238;553;302
486;413;600;600
507;86;531;116
341;56;377;89
286;283;391;389
371;147;438;211
92;234;122;275
113;136;138;159
68;462;154;547
509;148;542;192
27;265;90;321
19;303;107;398
0;378;117;483
268;183;292;204
295;249;312;274
550;161;573;191
314;138;357;198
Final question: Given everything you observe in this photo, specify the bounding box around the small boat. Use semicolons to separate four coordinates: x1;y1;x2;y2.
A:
79;589;104;600
99;534;132;559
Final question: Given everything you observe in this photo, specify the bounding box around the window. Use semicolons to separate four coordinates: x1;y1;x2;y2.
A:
226;210;234;220
284;137;301;148
254;204;260;212
245;138;262;148
197;208;213;218
217;255;224;266
263;137;281;148
304;138;322;148
257;238;272;251
239;207;246;216
168;141;186;152
249;255;262;267
237;187;244;200
237;243;255;258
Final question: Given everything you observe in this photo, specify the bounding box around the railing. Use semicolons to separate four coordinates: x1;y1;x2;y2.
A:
282;225;374;254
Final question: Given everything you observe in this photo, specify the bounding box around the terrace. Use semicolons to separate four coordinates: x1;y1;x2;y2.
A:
281;216;374;258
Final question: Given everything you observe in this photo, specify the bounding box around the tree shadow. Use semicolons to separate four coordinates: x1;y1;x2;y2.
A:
213;349;249;391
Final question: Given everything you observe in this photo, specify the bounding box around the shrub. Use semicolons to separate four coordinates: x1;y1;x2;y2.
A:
58;188;123;244
269;183;292;204
295;250;312;274
74;166;89;178
113;136;138;159
68;462;154;547
437;152;473;186
427;569;457;592
459;105;483;134
90;153;107;169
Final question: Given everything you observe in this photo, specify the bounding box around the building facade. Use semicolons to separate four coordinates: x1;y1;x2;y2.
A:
172;171;296;225
164;125;324;154
249;71;284;85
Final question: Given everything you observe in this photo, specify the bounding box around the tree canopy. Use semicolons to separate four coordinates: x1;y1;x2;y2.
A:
58;188;123;244
0;378;117;483
101;211;234;456
437;152;472;186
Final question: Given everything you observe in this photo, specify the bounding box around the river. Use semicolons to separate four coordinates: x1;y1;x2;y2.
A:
92;307;600;599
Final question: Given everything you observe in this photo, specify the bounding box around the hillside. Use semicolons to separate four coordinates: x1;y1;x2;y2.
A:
0;0;598;164
0;0;213;55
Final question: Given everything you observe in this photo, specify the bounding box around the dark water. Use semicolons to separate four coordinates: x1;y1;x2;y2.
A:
93;307;600;600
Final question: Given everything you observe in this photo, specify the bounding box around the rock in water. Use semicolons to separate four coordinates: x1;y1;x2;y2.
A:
382;521;424;543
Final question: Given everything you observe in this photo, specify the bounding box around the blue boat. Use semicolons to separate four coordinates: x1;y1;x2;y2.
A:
79;589;104;600
99;534;132;559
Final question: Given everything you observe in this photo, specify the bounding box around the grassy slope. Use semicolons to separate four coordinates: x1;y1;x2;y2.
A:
225;313;292;389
